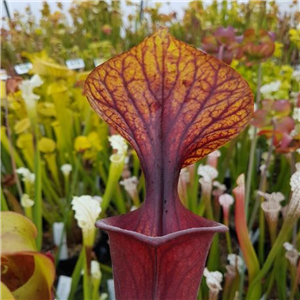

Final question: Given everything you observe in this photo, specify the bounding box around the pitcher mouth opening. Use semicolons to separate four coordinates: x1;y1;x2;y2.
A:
95;213;228;246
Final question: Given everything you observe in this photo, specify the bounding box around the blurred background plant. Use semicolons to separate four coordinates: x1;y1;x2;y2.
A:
1;1;299;300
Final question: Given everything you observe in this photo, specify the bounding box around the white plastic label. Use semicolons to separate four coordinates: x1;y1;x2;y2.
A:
94;58;106;67
53;222;66;246
53;222;68;260
0;69;8;81
56;275;72;300
66;58;85;70
107;279;116;300
14;63;32;75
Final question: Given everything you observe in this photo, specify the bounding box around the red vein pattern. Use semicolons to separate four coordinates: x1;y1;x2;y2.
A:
85;28;253;172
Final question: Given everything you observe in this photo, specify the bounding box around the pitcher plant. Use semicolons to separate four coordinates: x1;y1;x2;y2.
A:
84;28;253;300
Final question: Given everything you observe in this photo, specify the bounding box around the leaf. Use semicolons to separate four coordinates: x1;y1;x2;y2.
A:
1;255;35;291
85;28;252;170
107;226;220;300
1;212;37;253
2;189;24;215
1;282;15;300
1;212;55;300
12;253;55;300
85;28;253;235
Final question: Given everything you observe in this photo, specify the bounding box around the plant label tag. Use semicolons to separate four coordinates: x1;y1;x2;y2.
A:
56;275;72;300
53;222;65;246
53;222;68;260
66;58;85;70
0;69;8;81
94;58;106;67
14;63;32;75
107;279;116;300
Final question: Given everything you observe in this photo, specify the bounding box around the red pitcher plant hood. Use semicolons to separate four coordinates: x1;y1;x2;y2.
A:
85;28;253;300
